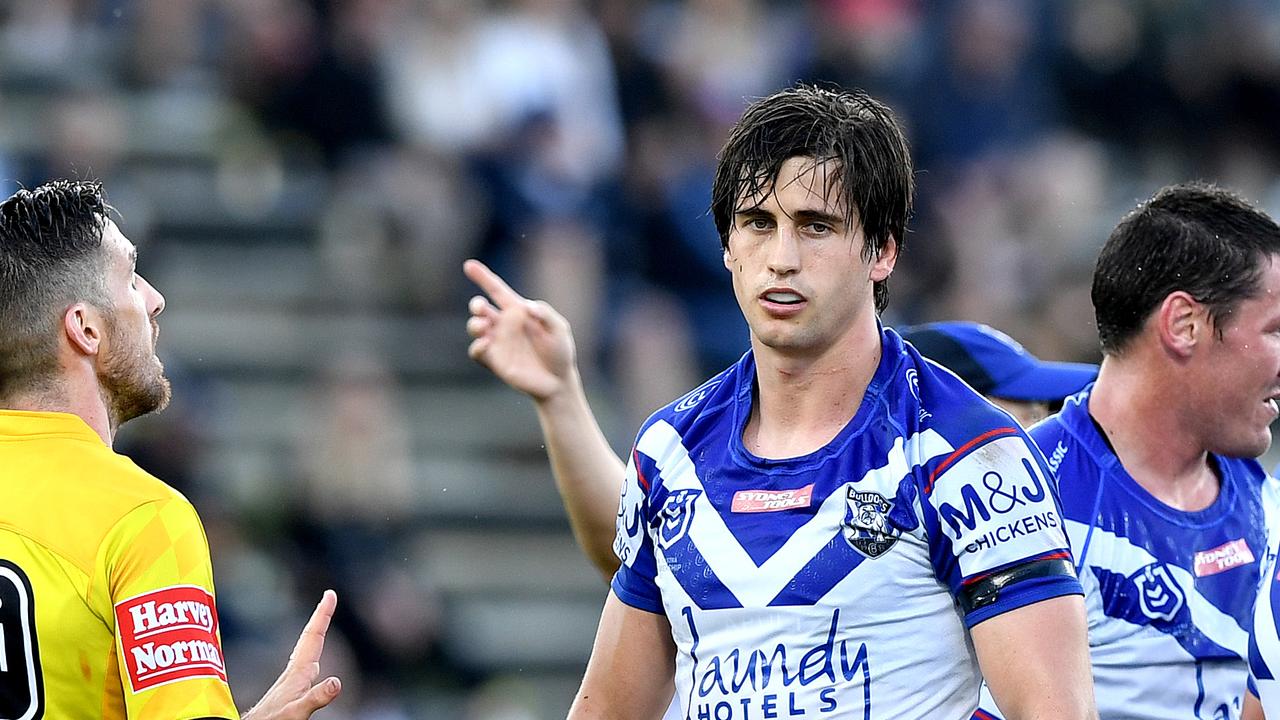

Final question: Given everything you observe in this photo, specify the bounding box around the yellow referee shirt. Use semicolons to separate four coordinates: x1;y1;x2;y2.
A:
0;410;238;719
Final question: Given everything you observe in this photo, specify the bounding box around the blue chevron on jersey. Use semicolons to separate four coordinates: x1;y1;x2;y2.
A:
611;327;1080;720
1248;470;1280;716
976;387;1278;720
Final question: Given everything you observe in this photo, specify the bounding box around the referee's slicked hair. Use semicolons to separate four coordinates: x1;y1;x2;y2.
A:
0;179;112;399
1093;182;1280;354
711;84;914;314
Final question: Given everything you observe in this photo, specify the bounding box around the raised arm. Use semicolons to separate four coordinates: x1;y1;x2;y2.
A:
241;590;342;720
568;590;676;719
464;259;626;579
972;594;1096;720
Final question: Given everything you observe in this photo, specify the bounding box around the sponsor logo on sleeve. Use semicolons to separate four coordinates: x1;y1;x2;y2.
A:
731;485;814;513
1193;539;1255;577
114;585;226;693
614;460;646;566
930;436;1068;576
842;490;901;558
1046;441;1069;474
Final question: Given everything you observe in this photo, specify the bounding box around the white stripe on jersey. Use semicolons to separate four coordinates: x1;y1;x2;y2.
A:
1257;477;1280;712
1257;585;1280;712
636;420;955;607
1067;519;1249;655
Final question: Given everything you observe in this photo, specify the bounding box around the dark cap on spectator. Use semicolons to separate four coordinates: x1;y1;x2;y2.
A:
900;321;1098;402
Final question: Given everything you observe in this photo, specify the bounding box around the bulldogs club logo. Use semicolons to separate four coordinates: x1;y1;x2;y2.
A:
1131;562;1186;622
657;489;702;550
843;489;901;558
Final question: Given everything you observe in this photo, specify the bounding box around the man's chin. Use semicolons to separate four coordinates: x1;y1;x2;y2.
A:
154;378;173;413
113;376;173;426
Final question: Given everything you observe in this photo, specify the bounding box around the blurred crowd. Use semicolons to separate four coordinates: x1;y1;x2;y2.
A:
3;0;1280;717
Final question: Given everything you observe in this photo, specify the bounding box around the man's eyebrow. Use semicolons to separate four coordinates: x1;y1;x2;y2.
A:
791;209;844;225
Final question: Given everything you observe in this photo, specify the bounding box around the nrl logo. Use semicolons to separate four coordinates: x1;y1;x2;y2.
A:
1131;562;1185;622
843;489;901;558
657;489;701;550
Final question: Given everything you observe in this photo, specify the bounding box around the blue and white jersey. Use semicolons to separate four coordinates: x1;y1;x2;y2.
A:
978;387;1274;720
612;328;1081;720
1246;466;1280;716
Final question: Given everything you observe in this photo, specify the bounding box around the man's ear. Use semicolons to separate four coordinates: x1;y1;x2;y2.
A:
723;246;734;272
1154;291;1205;359
869;236;898;282
63;303;104;357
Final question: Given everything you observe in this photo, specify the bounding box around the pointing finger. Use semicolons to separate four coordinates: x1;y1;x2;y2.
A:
463;259;523;310
288;590;336;670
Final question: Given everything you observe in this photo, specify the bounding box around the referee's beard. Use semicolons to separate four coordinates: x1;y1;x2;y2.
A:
97;313;171;428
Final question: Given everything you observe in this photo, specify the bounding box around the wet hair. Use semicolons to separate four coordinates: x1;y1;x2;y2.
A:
0;179;111;398
1093;182;1280;353
711;84;914;313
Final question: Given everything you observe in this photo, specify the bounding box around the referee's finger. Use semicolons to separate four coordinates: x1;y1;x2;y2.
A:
288;589;336;669
463;259;523;310
290;676;341;715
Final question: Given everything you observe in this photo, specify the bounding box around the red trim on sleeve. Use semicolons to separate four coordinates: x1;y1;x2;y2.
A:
961;551;1073;587
925;427;1019;493
633;448;651;492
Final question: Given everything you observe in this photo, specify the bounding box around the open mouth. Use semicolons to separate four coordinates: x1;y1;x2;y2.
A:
762;290;805;305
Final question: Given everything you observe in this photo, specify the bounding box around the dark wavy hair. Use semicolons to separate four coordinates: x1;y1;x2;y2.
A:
711;85;914;313
0;179;112;398
1093;182;1280;354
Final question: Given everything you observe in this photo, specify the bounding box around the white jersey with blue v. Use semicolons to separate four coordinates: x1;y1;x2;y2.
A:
976;388;1274;720
1246;464;1280;718
612;328;1082;720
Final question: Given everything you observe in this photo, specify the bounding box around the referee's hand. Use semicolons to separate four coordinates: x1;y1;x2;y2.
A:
241;590;342;720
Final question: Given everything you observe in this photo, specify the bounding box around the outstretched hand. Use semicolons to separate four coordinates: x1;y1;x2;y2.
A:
464;259;577;402
241;590;342;720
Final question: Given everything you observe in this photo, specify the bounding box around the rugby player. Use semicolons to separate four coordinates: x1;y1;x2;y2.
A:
1250;534;1280;720
975;183;1280;719
0;180;340;719
464;263;1096;584
479;84;1096;720
1248;460;1280;718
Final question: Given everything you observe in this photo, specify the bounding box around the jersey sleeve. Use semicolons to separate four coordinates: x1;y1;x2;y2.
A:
610;447;664;614
1250;515;1280;715
101;497;238;719
922;427;1082;627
